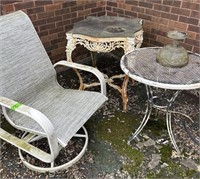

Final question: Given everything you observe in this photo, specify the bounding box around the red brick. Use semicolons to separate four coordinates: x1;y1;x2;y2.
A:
171;7;190;16
152;17;169;25
107;1;117;7
27;7;44;15
188;25;200;33
146;0;162;4
190;10;200;18
29;14;38;21
145;9;161;17
61;19;71;27
2;4;15;12
58;31;67;38
51;47;65;56
33;19;47;26
97;1;106;7
179;16;199;25
39;23;56;31
159;24;174;33
98;11;106;16
43;41;51;49
56;20;68;28
71;17;84;24
196;34;200;41
49;26;64;34
139;1;153;9
113;7;124;14
35;0;53;6
168;20;187;30
125;10;137;17
143;20;159;31
85;3;96;9
58;41;66;48
62;1;76;8
180;42;192;51
124;0;138;6
45;3;62;11
46;16;62;23
71;5;84;12
145;32;157;40
38;30;49;37
55;8;70;16
154;4;171;12
106;11;118;16
106;6;112;11
91;7;103;13
186;31;196;40
193;46;200;53
40;33;58;43
14;1;34;10
138;13;151;21
151;29;166;37
131;6;144;13
51;37;64;45
62;12;77;20
157;35;171;45
1;0;21;5
185;38;200;47
182;2;200;11
163;0;181;7
161;12;178;21
77;9;91;17
46;44;58;52
37;11;55;19
118;3;131;11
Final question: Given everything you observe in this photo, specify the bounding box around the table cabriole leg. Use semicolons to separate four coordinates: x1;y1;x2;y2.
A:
90;52;97;67
66;34;85;90
122;75;129;111
128;85;153;144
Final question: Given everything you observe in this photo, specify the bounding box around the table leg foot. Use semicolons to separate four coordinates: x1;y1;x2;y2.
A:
128;101;152;144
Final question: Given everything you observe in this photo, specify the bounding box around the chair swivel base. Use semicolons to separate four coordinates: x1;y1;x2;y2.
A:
18;126;88;173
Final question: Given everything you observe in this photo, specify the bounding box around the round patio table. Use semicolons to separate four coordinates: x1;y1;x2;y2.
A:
120;47;200;153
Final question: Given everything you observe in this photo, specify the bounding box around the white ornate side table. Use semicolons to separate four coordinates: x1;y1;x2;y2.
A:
121;47;200;153
66;16;143;111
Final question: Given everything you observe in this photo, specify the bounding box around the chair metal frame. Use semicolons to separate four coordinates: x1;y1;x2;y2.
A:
0;11;107;173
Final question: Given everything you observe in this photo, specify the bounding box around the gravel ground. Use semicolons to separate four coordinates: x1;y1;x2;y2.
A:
1;54;200;178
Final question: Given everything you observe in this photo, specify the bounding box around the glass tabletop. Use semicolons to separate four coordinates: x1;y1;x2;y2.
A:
121;47;200;90
69;16;143;38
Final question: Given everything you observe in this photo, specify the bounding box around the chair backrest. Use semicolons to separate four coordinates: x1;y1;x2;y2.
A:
0;11;56;101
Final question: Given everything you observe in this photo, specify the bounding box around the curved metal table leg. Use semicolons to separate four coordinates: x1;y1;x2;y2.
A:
128;85;153;144
166;91;181;153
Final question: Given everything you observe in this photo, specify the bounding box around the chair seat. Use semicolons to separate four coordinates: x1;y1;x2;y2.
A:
7;79;107;147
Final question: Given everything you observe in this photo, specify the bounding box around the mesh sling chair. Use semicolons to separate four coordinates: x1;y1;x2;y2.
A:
0;11;107;172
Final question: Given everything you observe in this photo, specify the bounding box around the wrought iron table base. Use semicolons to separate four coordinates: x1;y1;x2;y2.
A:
66;31;143;111
127;85;194;154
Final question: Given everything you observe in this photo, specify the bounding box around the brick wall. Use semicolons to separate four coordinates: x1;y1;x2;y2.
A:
1;0;199;64
1;0;106;64
106;0;200;53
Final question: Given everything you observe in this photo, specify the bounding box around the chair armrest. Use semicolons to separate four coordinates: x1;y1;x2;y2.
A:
0;96;59;162
54;61;107;96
